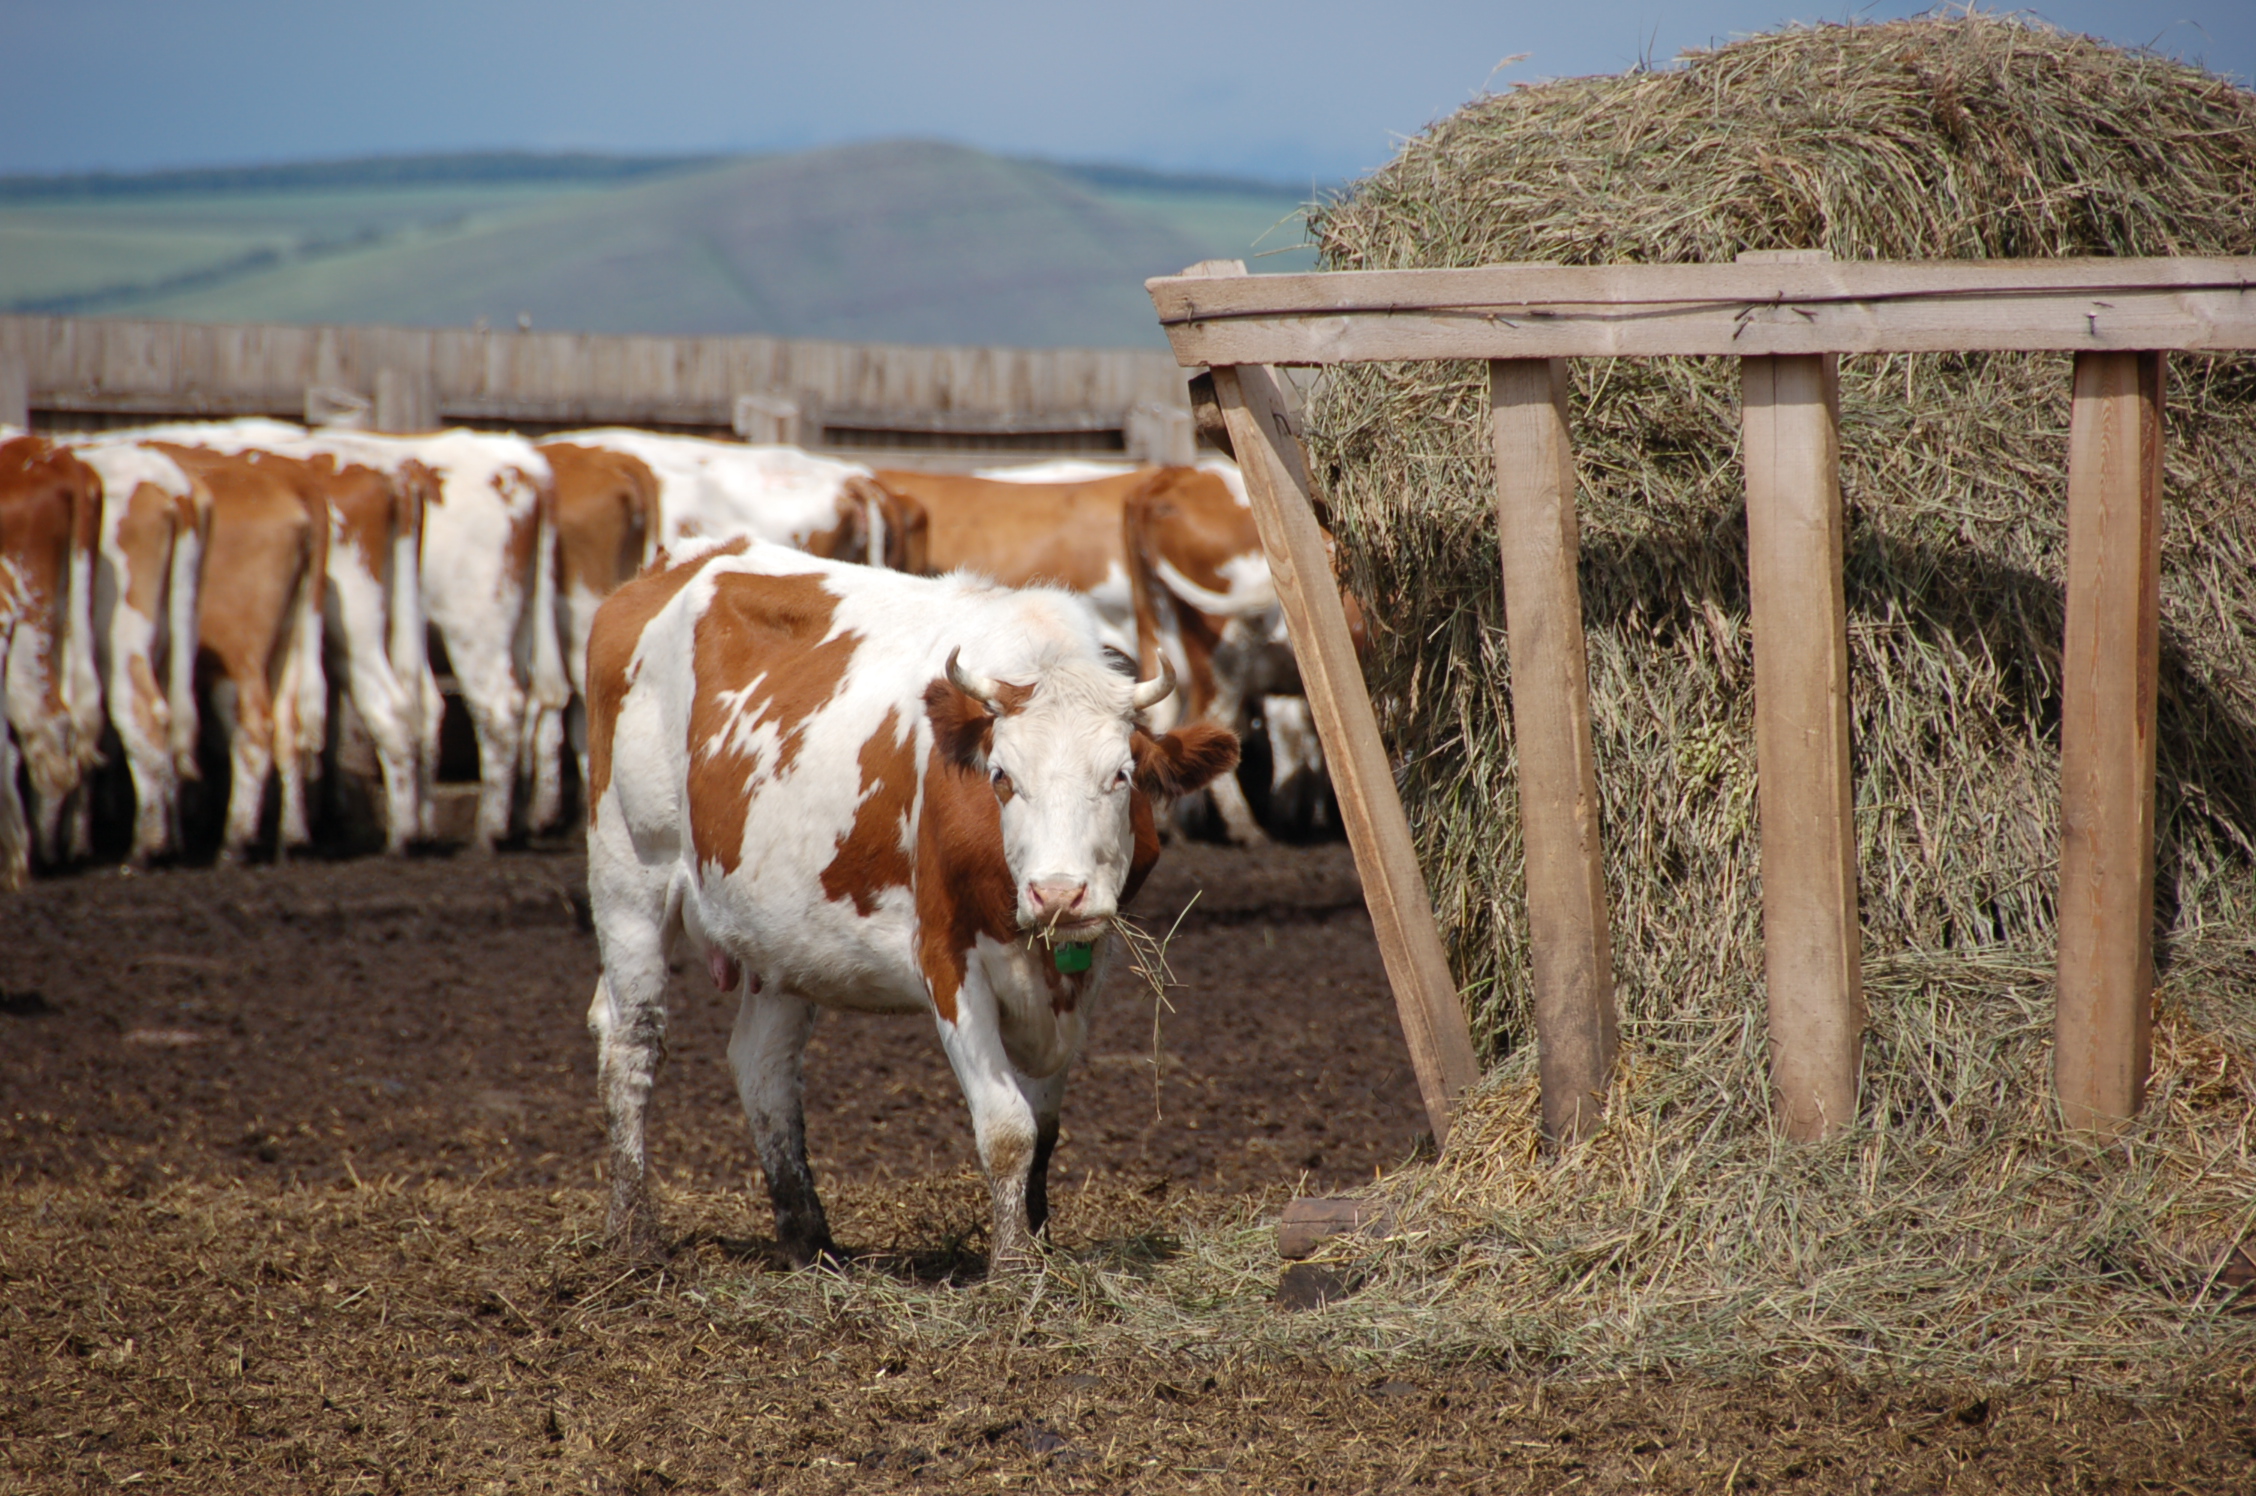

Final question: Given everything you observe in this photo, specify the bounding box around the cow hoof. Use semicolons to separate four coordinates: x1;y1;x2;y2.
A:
781;1236;845;1271
986;1242;1047;1278
604;1208;668;1263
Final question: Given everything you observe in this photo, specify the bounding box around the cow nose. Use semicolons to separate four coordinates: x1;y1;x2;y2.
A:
1026;878;1088;921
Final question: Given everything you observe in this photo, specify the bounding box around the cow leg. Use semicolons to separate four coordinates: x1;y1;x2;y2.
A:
587;964;668;1258
219;674;277;862
416;662;443;841
934;978;1045;1273
586;851;675;1257
458;653;526;851
1021;1067;1069;1240
0;632;28;890
344;646;420;855
523;705;565;834
1205;770;1269;846
113;652;178;863
727;986;837;1266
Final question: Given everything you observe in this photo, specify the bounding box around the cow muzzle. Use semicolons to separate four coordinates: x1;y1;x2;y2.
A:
1022;878;1106;941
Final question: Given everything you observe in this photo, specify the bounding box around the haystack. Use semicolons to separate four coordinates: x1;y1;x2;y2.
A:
1287;16;2256;1383
1305;13;2256;1055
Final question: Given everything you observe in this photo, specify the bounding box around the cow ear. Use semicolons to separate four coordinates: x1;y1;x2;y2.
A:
923;678;993;770
1132;723;1240;799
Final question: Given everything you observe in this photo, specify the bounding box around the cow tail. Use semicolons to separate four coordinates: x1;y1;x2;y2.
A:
632;463;662;570
386;471;429;749
293;485;331;765
163;484;209;780
64;465;103;775
518;476;568;807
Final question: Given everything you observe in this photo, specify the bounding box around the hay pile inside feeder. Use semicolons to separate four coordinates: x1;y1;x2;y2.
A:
1291;15;2256;1383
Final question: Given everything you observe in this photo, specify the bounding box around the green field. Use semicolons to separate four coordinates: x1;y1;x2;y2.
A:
0;146;1317;347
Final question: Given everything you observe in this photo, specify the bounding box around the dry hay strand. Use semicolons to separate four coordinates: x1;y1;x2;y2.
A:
1278;13;2256;1385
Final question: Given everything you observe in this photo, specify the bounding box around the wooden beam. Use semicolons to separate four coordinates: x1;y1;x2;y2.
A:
1146;256;2256;365
1212;357;1479;1143
2054;351;2163;1135
1184;262;1477;1143
1488;358;1617;1142
1743;350;1864;1141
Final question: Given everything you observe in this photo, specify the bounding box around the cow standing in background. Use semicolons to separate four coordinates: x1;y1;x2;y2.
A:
0;436;99;887
555;429;925;573
294;428;563;850
101;421;440;853
67;443;209;863
582;540;1235;1267
536;440;661;802
876;463;1290;843
873;467;1149;658
145;444;327;862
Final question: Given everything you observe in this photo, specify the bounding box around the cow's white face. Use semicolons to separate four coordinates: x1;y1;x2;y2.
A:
980;662;1142;941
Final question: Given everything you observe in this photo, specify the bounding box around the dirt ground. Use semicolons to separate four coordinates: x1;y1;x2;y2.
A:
4;839;2252;1493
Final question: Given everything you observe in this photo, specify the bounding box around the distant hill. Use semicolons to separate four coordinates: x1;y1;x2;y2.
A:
0;143;1317;347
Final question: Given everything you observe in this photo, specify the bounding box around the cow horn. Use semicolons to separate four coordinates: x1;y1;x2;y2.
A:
1130;657;1176;711
945;647;1002;707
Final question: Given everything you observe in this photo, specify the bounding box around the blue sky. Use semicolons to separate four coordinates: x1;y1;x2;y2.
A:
7;2;2251;183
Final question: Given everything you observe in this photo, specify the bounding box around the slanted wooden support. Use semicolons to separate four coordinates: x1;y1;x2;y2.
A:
2055;350;2164;1134
1742;343;1865;1141
1186;263;1478;1146
1489;358;1617;1141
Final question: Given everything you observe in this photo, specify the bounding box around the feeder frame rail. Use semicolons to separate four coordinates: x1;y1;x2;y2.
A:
1149;253;2256;1149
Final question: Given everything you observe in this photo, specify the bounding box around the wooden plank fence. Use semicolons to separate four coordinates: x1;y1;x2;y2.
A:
0;313;1195;457
1150;253;2256;1148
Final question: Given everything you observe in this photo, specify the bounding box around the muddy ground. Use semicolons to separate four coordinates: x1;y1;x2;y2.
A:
3;841;2251;1492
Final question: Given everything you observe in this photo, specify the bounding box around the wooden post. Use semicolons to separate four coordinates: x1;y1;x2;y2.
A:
0;354;28;430
1489;358;1617;1141
1743;344;1864;1141
1211;358;1480;1143
2055;350;2163;1134
1185;257;1479;1145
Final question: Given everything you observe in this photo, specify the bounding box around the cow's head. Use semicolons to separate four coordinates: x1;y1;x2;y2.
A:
927;648;1237;940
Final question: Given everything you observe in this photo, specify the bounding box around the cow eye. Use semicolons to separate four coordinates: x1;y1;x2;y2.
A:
1112;764;1131;790
990;766;1014;802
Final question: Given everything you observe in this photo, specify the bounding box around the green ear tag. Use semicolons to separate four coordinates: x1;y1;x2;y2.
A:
1053;942;1093;974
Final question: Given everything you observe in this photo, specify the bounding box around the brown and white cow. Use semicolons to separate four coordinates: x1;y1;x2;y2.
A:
297;427;563;849
535;440;661;813
583;539;1236;1267
102;420;450;851
0;436;99;886
67;442;210;862
555;430;926;573
878;462;1291;842
147;444;328;861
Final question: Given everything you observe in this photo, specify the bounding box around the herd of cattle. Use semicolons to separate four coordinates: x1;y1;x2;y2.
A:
0;420;1334;890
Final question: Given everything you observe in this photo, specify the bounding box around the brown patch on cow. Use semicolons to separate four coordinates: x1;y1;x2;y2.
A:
146;446;323;806
1121;784;1163;907
1132;722;1240;801
911;745;1019;1025
819;707;917;915
854;476;929;574
872;468;1148;588
545;443;659;599
924;678;996;770
685;572;861;874
582;539;747;818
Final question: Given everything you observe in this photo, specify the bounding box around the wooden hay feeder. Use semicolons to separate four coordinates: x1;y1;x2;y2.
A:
1148;251;2256;1151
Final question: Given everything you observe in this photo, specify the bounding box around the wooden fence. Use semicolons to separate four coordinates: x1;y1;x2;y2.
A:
0;313;1195;457
1148;252;2256;1148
